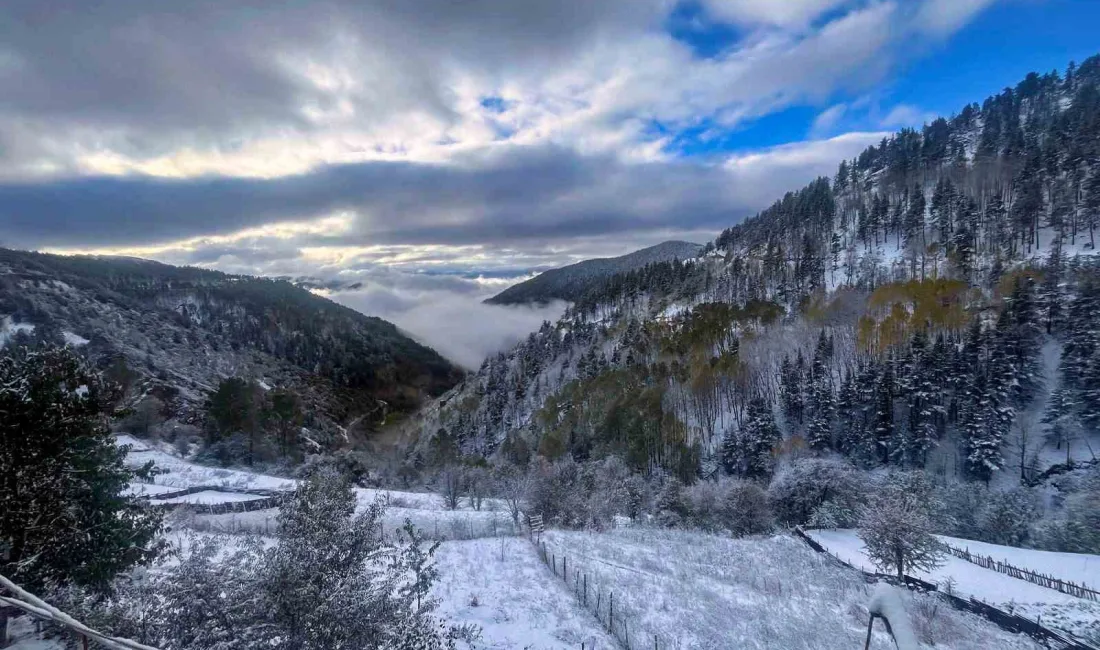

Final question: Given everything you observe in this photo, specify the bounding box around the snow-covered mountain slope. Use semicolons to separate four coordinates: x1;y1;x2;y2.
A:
0;248;461;446
400;54;1100;497
486;240;702;305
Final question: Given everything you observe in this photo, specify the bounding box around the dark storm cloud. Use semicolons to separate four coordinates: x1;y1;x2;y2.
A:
0;144;749;249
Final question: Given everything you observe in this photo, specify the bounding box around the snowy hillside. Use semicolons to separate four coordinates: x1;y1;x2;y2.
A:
0;248;460;453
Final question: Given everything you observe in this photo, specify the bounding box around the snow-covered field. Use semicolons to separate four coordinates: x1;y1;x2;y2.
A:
154;489;267;505
107;437;1059;648
543;528;1042;650
936;534;1100;592
117;434;508;518
807;529;1100;640
122;482;184;497
433;537;615;649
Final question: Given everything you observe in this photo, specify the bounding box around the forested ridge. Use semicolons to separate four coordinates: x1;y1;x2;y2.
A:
486;240;703;306
0;248;461;459
409;54;1100;499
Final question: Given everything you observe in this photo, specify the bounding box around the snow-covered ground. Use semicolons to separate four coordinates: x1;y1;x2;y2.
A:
0;317;34;347
61;331;89;346
4;616;63;650
433;537;615;649
117;435;518;540
117;434;504;513
153;489;268;505
807;529;1100;640
122;482;184;497
936;534;1100;592
543;528;1041;650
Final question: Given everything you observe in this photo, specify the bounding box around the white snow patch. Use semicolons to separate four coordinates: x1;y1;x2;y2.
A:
433;538;616;649
151;490;268;505
868;583;919;650
61;331;89;346
0;317;34;346
122;482;183;497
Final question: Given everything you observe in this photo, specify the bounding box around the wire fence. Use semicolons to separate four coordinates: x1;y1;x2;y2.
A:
792;527;1099;650
528;529;668;650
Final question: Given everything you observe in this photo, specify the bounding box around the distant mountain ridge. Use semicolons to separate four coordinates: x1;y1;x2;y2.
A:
486;240;702;305
0;248;462;446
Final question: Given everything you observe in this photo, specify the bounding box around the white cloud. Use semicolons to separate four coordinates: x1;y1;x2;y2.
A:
324;282;567;369
810;103;848;135
914;0;1000;37
0;0;948;182
701;0;854;28
879;103;934;128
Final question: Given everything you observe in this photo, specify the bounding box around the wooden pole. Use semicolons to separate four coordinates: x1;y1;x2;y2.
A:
863;614;875;650
583;574;587;606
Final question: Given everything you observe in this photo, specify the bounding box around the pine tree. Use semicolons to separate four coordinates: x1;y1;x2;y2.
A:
779;354;805;426
1042;384;1080;464
0;347;163;593
736;397;782;480
834;370;861;457
806;331;835;451
961;371;1005;483
1040;244;1066;334
902;331;939;466
873;360;895;464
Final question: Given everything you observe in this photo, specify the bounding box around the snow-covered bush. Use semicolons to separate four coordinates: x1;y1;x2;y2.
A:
525;456;643;529
939;481;988;540
723;480;773;535
681;479;772;535
654;476;690;528
768;457;863;527
977;487;1040;546
64;468;465;649
296;449;372;485
1033;467;1100;553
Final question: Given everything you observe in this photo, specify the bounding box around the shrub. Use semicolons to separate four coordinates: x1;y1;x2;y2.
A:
769;457;863;527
